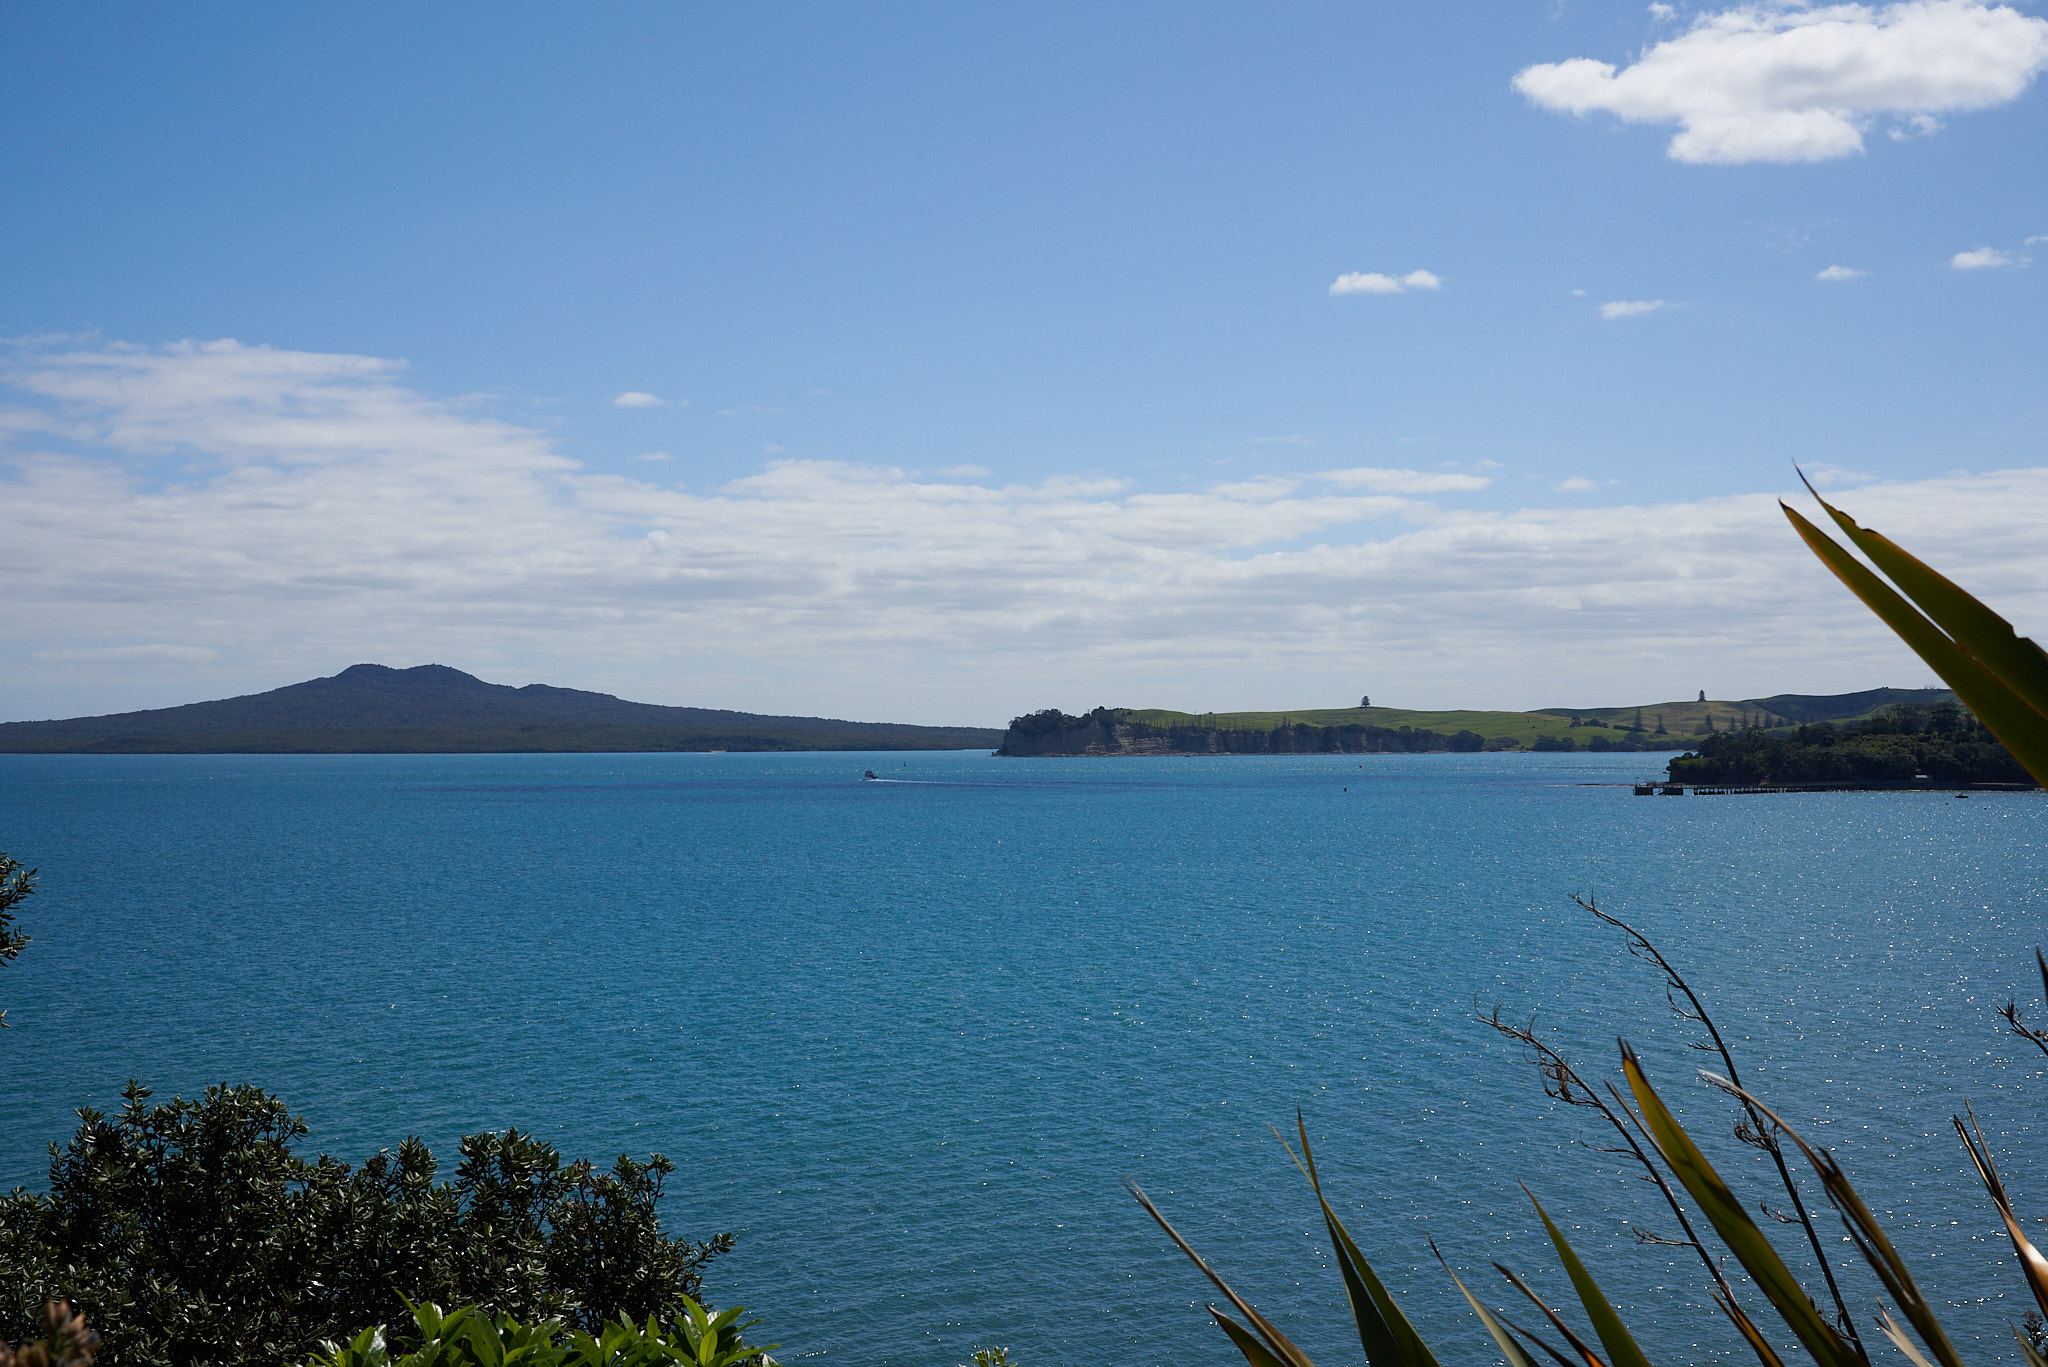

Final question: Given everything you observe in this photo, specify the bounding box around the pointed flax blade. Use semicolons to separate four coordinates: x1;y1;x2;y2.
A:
1783;501;2048;784
1875;1308;1939;1367
1953;1110;2048;1325
1620;1046;1863;1367
1433;1242;1541;1367
1496;1311;1594;1367
1321;1201;1406;1365
1526;1190;1657;1367
1707;1074;1966;1367
1493;1263;1610;1367
1338;1216;1440;1367
1128;1180;1320;1367
1291;1119;1442;1367
2014;1326;2048;1367
1805;479;2048;723
1212;1305;1295;1367
1714;1292;1789;1367
1291;1126;1399;1365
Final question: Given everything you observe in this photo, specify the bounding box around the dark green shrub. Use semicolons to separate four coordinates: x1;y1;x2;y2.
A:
305;1295;773;1367
0;1083;731;1367
0;854;33;1028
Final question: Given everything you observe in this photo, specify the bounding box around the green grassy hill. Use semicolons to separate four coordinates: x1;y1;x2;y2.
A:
1118;688;1959;750
1533;687;1955;736
1123;705;1590;745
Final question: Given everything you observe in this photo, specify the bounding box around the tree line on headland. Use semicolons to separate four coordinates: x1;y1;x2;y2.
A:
1668;700;2031;786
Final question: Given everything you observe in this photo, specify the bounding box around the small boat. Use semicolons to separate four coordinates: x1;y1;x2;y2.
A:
863;769;880;781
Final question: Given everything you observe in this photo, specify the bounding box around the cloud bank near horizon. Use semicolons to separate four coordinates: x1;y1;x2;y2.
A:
3;339;2044;725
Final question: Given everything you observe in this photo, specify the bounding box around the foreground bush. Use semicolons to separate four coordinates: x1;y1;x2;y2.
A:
305;1296;773;1367
0;1083;732;1367
0;853;34;1028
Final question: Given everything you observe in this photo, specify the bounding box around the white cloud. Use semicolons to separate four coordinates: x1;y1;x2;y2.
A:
1649;3;1676;17
1513;0;2048;165
1952;245;2020;269
1330;273;1403;295
1556;476;1602;492
7;339;2048;722
1816;264;1868;280
1803;463;1877;487
1330;269;1442;296
1317;467;1492;494
613;391;671;408
1600;299;1669;319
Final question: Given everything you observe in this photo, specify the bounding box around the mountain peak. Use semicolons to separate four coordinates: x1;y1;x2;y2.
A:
333;663;482;683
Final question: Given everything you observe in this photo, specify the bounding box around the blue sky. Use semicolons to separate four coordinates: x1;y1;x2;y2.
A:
3;2;2046;723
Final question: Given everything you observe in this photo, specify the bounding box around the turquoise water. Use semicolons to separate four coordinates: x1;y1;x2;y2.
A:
1;750;2044;1366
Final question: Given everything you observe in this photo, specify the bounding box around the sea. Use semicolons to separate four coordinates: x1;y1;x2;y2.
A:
0;750;2043;1367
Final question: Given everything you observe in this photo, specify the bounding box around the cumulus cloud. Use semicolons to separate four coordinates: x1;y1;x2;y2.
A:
1952;245;2020;269
1330;270;1442;296
1888;111;1946;139
1514;0;2048;164
1816;264;1868;280
1556;476;1602;492
6;339;2047;722
1317;467;1492;494
635;451;674;462
1600;299;1669;319
613;391;671;408
1804;463;1878;487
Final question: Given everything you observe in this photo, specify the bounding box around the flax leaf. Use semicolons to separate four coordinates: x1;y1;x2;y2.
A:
1620;1046;1862;1367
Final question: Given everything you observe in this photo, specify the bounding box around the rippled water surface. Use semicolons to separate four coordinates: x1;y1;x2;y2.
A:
2;750;2044;1366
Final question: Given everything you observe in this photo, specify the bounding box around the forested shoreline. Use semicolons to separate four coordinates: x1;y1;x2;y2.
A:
1668;702;2033;786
